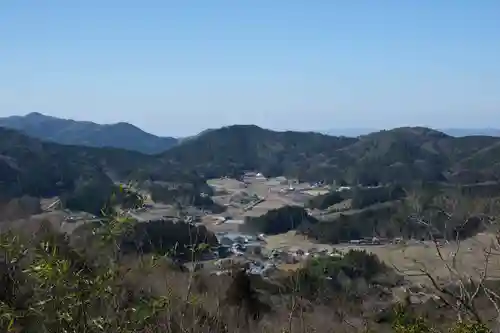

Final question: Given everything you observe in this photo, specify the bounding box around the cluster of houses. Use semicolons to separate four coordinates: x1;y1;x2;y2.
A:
267;246;343;265
347;236;399;245
212;257;279;277
210;245;347;278
216;232;265;257
207;231;350;277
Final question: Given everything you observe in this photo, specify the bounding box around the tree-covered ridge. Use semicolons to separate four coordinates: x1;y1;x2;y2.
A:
0;112;178;154
160;125;500;185
2;123;500;210
160;125;356;180
0;126;201;204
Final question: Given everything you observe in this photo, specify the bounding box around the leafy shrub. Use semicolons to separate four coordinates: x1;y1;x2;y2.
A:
307;191;344;210
243;206;318;235
287;249;389;300
351;185;406;210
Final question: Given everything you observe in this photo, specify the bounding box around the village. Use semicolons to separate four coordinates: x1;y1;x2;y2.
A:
179;171;405;276
49;171;470;279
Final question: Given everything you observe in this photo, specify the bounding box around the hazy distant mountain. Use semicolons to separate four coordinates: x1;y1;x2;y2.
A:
323;128;379;137
0;112;178;154
325;128;500;138
440;128;500;137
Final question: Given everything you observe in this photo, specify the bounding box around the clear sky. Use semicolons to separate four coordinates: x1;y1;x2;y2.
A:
1;1;499;137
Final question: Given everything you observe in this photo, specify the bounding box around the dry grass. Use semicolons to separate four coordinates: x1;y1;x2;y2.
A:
208;177;311;220
363;233;500;283
278;262;304;271
303;189;330;196
265;232;500;285
1;213;496;332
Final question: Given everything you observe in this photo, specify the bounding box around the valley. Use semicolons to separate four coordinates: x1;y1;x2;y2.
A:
2;123;500;332
4;4;498;331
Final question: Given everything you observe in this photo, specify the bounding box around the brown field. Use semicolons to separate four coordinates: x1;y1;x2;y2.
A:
251;198;288;210
208;177;312;222
278;262;304;271
265;232;500;284
303;189;330;196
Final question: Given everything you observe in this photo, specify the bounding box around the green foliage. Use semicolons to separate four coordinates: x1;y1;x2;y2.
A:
391;304;492;333
225;269;271;322
62;181;145;216
149;183;224;213
307;191;345;210
301;183;497;244
392;304;436;333
450;322;491;333
63;178;116;216
116;182;145;209
0;207;496;333
159;125;500;185
351;185;406;209
305;202;400;243
243;206;318;235
118;219;218;259
305;250;386;281
289;250;389;300
0;213;174;333
2;125;500;332
0;127;207;209
2;123;500;220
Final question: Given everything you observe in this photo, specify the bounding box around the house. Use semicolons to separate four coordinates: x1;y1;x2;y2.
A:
217;245;232;258
295;249;305;256
246;244;262;256
261;263;278;277
225;219;245;225
233;236;248;244
232;243;246;252
219;237;234;246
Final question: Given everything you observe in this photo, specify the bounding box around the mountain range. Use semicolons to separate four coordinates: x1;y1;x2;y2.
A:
1;112;500;209
0;112;178;154
159;125;500;185
325;128;500;137
1;113;499;156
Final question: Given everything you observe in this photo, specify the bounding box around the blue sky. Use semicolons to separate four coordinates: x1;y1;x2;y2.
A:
1;1;499;137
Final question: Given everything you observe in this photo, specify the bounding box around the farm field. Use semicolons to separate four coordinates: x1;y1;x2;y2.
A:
265;231;500;284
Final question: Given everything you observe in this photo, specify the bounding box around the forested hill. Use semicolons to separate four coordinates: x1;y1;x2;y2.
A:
2;123;500;206
0;112;178;154
160;125;500;185
0;126;162;200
